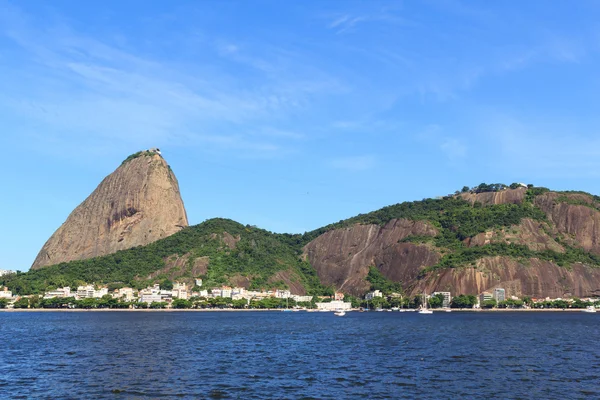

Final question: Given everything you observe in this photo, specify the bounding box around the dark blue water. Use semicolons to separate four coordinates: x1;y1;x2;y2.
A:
1;311;599;399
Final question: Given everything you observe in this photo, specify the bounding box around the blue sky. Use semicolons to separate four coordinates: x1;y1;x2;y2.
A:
2;0;600;271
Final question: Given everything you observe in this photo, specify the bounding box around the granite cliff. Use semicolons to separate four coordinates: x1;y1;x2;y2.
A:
303;187;600;298
31;150;188;269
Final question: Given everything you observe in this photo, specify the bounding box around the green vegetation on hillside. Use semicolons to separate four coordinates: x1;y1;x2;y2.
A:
1;219;328;296
121;150;154;165
366;266;403;294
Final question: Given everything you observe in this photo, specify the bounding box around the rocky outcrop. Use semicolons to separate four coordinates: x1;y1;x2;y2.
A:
534;193;600;254
31;151;188;269
415;256;600;298
303;219;439;296
464;218;564;253
459;187;526;205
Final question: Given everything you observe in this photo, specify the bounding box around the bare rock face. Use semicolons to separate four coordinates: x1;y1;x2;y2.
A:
31;151;188;269
303;219;439;296
415;257;600;298
534;192;600;254
459;187;526;205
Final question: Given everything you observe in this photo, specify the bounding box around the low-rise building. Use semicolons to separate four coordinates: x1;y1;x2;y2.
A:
76;285;108;299
275;289;291;299
315;300;352;311
293;295;313;303
113;287;135;301
479;292;493;304
220;286;232;298
0;287;13;299
44;287;71;299
139;285;162;304
172;282;188;300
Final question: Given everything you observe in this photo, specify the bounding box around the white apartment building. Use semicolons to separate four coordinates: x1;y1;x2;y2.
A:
275;289;292;299
220;287;232;298
76;285;108;299
44;287;71;299
0;287;13;299
172;283;188;300
315;300;352;311
139;285;162;304
293;295;313;303
113;287;135;301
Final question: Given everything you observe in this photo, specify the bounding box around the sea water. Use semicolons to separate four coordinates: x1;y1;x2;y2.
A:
1;311;599;399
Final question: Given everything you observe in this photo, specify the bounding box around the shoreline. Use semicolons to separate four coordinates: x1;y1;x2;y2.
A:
0;308;593;313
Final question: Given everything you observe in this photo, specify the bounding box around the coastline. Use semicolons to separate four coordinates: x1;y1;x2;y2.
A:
0;308;593;313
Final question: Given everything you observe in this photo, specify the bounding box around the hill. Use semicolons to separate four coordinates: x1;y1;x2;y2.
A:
5;184;600;299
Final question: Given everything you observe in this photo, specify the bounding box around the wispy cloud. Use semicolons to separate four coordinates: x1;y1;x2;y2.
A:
0;4;339;161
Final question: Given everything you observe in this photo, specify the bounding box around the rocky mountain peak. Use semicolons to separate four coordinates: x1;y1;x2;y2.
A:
31;150;188;269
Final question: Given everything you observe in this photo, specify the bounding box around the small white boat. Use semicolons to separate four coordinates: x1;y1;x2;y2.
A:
582;305;597;313
334;310;346;316
418;292;433;314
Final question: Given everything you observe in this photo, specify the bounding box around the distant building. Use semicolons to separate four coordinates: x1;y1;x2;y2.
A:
315;300;352;311
0;270;16;277
293;295;313;303
433;291;452;308
334;292;345;301
220;286;232;298
76;285;108;299
365;290;383;300
139;285;162;304
148;147;162;155
0;287;12;299
44;287;71;299
172;283;188;300
275;289;291;299
113;287;135;301
493;288;506;303
195;279;203;287
479;292;493;305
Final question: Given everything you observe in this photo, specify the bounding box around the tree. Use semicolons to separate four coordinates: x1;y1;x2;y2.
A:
461;186;470;193
172;299;192;309
428;293;445;308
482;299;497;309
13;297;29;309
0;298;9;309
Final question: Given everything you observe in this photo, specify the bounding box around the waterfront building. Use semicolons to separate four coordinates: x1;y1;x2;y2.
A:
479;292;493;304
139;285;162;304
199;290;208;297
293;295;313;303
334;292;345;301
275;289;291;299
76;285;108;299
43;287;71;299
365;290;383;300
493;288;506;302
221;286;232;298
113;287;135;301
315;300;352;311
172;283;188;300
0;287;13;299
433;291;452;308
